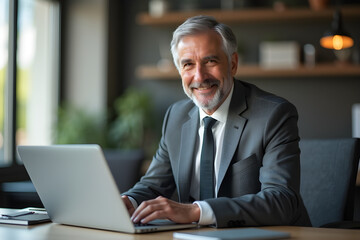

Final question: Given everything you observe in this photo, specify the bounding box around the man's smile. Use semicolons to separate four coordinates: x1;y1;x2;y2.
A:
190;79;219;93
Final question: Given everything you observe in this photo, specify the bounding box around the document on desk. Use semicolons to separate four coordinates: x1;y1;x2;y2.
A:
173;228;290;240
0;208;50;226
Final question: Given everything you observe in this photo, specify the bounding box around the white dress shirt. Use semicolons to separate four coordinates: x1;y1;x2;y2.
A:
192;85;234;225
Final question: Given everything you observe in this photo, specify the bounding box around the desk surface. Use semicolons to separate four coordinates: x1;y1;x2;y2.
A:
1;222;360;240
1;208;359;240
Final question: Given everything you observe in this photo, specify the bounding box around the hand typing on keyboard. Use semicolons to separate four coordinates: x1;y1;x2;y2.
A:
129;196;200;224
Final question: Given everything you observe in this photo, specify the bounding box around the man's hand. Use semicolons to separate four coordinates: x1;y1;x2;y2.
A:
121;195;136;215
130;196;200;224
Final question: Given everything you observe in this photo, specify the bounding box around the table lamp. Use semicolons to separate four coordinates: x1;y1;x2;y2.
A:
320;10;353;50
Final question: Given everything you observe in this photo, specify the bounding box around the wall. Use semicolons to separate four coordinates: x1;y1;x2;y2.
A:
121;1;360;139
62;0;107;114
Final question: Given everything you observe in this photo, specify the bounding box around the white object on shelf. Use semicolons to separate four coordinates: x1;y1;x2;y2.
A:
304;44;316;67
149;0;169;17
259;41;300;69
352;103;360;138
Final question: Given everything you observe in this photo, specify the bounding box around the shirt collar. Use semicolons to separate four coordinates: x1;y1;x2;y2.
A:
199;84;234;125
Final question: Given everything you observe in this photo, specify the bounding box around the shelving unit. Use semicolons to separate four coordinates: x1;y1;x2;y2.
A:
137;5;360;26
136;64;360;80
135;5;360;80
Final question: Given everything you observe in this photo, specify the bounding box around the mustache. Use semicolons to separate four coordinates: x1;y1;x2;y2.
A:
189;79;220;89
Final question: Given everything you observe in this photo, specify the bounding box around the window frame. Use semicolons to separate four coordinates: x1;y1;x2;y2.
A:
0;0;62;183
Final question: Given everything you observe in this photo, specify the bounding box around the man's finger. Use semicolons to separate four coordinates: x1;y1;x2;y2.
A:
132;201;164;223
121;195;135;215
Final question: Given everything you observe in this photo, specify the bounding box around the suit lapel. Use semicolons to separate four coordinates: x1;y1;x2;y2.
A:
177;106;199;203
217;81;248;192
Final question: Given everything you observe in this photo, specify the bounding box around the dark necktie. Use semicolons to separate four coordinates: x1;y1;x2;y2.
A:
200;117;217;200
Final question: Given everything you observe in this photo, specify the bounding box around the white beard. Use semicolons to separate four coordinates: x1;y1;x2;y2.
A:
182;78;223;113
182;71;232;113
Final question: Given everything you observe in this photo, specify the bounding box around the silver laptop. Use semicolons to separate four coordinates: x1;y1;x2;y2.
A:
17;144;197;233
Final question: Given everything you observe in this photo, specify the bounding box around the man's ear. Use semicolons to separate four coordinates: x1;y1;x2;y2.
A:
231;52;238;76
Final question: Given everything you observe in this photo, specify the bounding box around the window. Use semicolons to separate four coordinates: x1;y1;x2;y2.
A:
0;0;8;167
0;0;60;177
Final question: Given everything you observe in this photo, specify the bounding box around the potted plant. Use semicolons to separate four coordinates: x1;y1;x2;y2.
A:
55;104;108;146
107;87;156;153
55;87;157;155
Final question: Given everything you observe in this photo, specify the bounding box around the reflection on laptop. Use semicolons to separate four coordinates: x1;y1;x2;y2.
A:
17;145;197;233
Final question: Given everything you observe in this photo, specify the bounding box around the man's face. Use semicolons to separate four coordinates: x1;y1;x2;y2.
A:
177;30;238;115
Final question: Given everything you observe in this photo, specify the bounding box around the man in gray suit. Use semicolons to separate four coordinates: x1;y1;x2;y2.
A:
122;15;311;227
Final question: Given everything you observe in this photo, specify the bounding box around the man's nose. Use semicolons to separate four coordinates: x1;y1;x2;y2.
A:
193;64;207;82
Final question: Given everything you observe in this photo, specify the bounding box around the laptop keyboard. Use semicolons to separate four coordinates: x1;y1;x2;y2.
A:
134;219;181;227
134;222;152;227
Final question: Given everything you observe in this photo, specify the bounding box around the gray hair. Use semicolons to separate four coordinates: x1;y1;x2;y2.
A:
170;15;237;71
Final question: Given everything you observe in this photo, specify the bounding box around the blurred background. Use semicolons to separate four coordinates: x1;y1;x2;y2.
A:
0;0;359;213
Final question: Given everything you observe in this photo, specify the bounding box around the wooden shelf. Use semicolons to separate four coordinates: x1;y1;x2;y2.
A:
136;64;360;80
136;5;360;80
137;5;360;26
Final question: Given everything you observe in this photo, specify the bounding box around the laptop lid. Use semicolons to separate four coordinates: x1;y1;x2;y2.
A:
18;145;197;233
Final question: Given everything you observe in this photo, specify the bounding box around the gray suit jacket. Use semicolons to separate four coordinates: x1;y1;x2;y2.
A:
124;80;311;227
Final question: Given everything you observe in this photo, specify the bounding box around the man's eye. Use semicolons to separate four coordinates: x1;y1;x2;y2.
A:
183;63;192;68
207;59;217;65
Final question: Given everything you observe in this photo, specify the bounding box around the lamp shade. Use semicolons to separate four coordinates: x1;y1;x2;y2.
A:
320;10;354;50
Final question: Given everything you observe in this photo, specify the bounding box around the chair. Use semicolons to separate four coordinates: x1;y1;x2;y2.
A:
103;149;144;193
0;181;43;208
299;138;360;228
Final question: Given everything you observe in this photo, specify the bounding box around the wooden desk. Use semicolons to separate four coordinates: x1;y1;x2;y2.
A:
0;222;359;240
1;208;359;240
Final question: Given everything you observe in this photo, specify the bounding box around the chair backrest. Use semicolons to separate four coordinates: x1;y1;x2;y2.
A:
299;138;360;227
103;149;144;193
